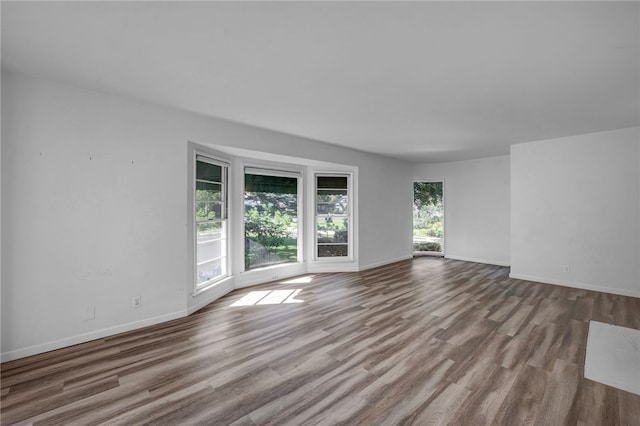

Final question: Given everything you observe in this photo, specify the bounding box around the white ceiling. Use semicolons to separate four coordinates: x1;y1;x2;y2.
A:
2;1;638;163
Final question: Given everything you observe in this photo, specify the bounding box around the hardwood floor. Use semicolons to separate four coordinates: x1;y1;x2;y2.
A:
2;258;639;425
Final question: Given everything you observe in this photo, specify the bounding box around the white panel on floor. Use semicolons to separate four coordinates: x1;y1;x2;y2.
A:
584;320;640;395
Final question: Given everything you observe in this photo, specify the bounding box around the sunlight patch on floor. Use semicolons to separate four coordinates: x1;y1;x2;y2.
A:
230;289;304;306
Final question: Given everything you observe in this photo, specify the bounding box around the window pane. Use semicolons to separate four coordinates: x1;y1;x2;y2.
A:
196;181;222;221
194;156;228;289
198;238;223;264
245;174;299;270
196;201;222;221
196;182;222;201
197;222;223;243
317;176;347;189
413;181;444;254
316;217;348;243
317;192;348;215
317;230;348;244
197;259;223;284
317;231;349;244
196;161;222;182
315;174;351;260
318;244;348;257
197;221;226;284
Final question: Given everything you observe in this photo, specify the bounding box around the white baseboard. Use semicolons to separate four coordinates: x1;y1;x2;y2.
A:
509;273;640;299
1;310;187;363
359;255;414;271
445;255;510;267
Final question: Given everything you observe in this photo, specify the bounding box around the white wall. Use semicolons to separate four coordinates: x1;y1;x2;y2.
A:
1;73;190;360
0;69;3;357
358;159;414;269
510;127;640;297
413;156;511;266
1;71;413;360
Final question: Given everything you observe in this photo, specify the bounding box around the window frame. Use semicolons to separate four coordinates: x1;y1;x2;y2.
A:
193;153;230;292
314;172;353;261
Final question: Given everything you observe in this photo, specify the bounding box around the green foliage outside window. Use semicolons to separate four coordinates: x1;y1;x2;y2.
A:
195;183;222;222
245;206;292;250
317;217;348;243
413;182;444;254
413;182;443;208
413;202;443;238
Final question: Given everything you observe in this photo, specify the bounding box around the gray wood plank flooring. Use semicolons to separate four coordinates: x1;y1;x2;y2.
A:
2;258;639;425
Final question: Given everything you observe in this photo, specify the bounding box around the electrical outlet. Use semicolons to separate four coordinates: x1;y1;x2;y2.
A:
563;265;570;273
132;296;142;308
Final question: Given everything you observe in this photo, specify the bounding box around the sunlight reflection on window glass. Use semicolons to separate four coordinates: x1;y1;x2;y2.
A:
230;289;304;307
